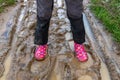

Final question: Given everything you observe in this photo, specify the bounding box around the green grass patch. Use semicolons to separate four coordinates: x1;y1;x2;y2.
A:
90;0;120;42
0;0;15;13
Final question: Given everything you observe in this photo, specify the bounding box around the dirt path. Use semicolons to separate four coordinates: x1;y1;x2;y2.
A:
0;0;119;80
0;5;16;36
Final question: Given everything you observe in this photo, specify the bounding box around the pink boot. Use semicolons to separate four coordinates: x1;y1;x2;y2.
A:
74;42;88;62
34;44;48;60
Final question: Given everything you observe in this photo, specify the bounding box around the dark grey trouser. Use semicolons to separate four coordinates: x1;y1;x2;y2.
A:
34;0;85;45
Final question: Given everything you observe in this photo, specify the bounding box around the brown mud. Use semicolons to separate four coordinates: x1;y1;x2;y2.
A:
0;0;119;80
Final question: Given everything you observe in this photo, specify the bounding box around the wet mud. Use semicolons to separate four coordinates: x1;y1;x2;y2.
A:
0;0;119;80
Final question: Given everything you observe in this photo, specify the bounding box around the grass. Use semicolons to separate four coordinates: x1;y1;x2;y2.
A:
0;0;15;13
90;0;120;42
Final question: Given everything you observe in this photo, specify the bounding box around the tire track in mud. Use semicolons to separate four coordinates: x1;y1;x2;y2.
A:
0;0;118;80
83;0;120;79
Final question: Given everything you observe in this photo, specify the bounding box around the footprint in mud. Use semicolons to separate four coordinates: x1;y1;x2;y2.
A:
47;44;101;80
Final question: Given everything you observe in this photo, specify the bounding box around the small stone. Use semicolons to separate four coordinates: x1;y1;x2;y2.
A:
57;9;65;14
65;18;70;23
27;22;35;29
68;41;74;51
61;25;71;32
57;9;66;19
58;14;66;19
65;32;73;41
57;0;63;8
57;29;66;35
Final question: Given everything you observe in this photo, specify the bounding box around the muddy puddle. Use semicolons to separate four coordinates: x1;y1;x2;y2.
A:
0;0;120;80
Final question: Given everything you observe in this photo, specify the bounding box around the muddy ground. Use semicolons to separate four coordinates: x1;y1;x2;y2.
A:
0;0;120;80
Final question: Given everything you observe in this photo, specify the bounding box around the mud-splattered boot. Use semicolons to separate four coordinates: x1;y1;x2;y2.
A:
34;44;48;61
74;42;88;62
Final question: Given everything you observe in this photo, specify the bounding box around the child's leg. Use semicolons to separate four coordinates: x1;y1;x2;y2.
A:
34;0;53;60
65;0;88;62
65;0;85;44
34;0;53;45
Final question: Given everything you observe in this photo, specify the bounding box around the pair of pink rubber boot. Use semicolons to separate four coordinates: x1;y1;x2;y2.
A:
34;42;88;62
